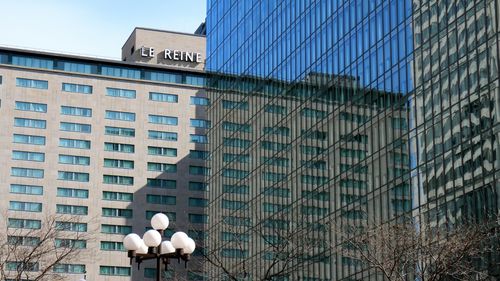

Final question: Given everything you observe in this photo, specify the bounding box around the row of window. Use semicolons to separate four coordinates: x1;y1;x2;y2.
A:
13;121;209;142
9;180;208;199
14;78;208;103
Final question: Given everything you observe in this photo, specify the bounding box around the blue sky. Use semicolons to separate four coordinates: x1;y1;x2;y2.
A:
0;0;206;59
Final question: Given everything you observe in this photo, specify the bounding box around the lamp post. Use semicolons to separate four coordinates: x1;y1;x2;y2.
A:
123;213;196;281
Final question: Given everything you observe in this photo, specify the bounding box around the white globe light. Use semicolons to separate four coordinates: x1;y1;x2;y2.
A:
136;240;148;254
171;231;189;250
184;237;196;254
143;230;162;247
160;240;175;254
151;213;169;230
123;233;142;251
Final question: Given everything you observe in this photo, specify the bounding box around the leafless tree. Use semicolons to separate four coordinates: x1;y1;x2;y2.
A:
202;212;326;281
331;214;500;281
0;214;91;281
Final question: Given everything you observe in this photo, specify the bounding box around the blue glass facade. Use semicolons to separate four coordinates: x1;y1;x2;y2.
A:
206;0;500;280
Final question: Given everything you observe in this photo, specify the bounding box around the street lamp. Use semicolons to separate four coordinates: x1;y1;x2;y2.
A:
123;213;196;281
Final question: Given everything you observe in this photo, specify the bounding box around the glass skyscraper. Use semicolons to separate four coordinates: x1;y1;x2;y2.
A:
204;1;499;280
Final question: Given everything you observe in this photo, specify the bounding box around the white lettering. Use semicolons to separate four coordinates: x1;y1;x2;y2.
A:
149;48;155;57
141;47;148;57
173;50;180;60
162;49;202;63
165;49;172;60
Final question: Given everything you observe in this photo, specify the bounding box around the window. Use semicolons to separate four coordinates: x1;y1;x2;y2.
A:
223;184;249;194
145;211;176;221
15;101;47;112
56;204;88;215
105;110;136;122
61;106;92;117
264;104;287;115
10;184;43;195
222;216;251;226
62;62;92;74
103;191;133;202
102;66;140;79
105;126;135;137
56;221;87;232
54;239;87;249
12;150;45;162
59;138;91;149
146;194;176;205
223;137;252;148
105;142;134;153
340;112;369;123
147;162;177;172
221;249;248;258
149;92;178;103
147;179;176;189
100;266;131;276
301;160;327;170
223;168;248;179
189;166;210;176
300;145;324;155
262;156;289;167
106;87;136;99
148;115;178;125
148;130;177;141
222;200;248;210
14;118;46;129
189;182;208;191
6;261;39;272
9;201;42;212
263;126;290;136
16;78;48;89
222;100;248;110
13;134;45;145
190;96;209;105
224;153;250;163
189;214;208;224
62;83;92;94
340;179;368;189
190;119;211;128
302;190;330;201
58;171;89;182
222;121;251;132
189;198;208;207
102;208;133;218
57;187;88;198
104;159;134;169
101;241;125;251
11;167;44;178
101;224;132;235
148;146;177;157
7;236;40;246
301;108;327;118
53;264;86;274
103;175;134;185
8;218;41;229
60;122;91;133
190;134;208;143
189;150;209;160
301;129;327;141
340;148;367;159
301;175;329;185
12;56;53;69
59;154;90;165
392;117;408;130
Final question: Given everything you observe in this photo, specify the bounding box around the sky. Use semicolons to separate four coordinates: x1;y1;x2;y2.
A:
0;0;206;59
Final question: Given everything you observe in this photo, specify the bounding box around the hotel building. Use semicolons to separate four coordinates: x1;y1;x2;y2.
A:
0;28;208;280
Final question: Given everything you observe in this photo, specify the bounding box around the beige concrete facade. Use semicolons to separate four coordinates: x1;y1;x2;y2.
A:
122;27;206;71
0;29;207;281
